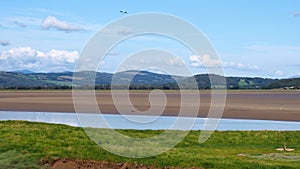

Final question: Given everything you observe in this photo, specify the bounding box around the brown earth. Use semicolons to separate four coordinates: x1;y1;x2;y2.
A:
0;91;299;121
45;159;203;169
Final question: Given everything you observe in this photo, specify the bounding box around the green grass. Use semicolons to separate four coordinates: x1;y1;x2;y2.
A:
0;121;299;169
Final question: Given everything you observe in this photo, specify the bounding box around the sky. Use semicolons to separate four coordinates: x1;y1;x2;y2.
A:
0;0;300;78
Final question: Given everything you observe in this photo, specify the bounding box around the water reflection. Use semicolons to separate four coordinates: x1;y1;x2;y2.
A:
0;111;299;131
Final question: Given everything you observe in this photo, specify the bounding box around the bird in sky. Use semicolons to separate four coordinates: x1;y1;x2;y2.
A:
120;10;128;15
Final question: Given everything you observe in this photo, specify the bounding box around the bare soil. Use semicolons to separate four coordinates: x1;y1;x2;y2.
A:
46;159;203;169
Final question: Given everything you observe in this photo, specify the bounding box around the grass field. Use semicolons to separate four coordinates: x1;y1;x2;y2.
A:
0;120;300;169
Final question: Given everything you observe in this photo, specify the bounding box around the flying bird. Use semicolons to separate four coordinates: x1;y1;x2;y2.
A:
120;10;128;15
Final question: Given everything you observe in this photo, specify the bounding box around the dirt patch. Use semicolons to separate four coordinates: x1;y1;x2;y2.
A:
45;158;203;169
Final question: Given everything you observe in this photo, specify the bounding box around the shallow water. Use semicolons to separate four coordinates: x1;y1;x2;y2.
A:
0;111;299;131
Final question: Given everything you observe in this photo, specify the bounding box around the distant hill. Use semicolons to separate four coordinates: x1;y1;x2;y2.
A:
0;72;57;88
12;70;35;74
181;74;225;89
264;78;300;89
0;71;181;89
113;70;184;85
0;70;298;90
226;76;276;89
181;74;277;89
291;75;300;78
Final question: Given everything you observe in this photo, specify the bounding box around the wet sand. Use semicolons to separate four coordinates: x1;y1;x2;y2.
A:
0;91;299;121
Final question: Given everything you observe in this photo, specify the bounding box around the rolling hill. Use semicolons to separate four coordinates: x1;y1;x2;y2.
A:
0;70;299;90
264;78;300;89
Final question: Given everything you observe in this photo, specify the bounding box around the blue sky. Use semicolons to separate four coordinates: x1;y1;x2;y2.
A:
0;0;300;78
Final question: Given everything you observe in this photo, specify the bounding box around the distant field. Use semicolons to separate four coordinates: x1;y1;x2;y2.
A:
0;90;299;121
0;121;299;169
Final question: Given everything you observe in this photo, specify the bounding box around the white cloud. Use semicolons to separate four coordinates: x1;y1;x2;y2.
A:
190;54;260;71
41;16;83;32
223;61;260;71
1;12;98;31
168;57;184;66
0;16;42;28
190;54;222;67
0;40;10;46
293;12;300;17
274;70;284;76
47;50;78;63
0;47;78;72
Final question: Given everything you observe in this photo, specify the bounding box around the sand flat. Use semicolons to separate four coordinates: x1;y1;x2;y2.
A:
0;90;299;121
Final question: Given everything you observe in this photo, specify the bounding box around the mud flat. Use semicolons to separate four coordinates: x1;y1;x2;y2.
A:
0;90;299;121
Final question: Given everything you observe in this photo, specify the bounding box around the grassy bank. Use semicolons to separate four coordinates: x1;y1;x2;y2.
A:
0;121;299;169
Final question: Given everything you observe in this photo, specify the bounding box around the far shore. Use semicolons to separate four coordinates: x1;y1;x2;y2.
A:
0;90;299;122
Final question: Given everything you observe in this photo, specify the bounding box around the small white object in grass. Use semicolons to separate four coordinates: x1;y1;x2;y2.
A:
275;148;295;152
276;143;295;151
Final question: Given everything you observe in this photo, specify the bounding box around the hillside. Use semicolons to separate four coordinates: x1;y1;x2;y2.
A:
181;74;277;89
264;78;300;89
0;72;58;88
0;70;298;90
0;71;181;89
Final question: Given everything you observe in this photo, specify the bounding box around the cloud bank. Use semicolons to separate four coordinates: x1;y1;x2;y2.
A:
190;54;260;71
41;16;83;32
190;54;222;67
0;47;78;72
223;62;260;71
